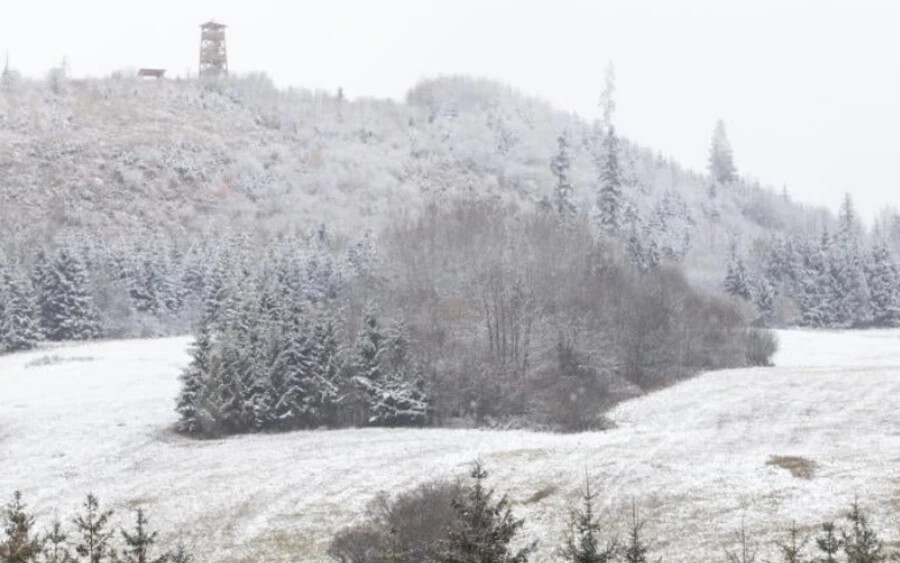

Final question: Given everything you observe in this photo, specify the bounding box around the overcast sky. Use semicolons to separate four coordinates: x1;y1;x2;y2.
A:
3;0;898;220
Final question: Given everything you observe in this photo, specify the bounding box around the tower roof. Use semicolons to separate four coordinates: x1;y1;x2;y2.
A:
201;21;226;29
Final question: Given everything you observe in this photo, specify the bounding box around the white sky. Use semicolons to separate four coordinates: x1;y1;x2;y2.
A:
3;0;899;220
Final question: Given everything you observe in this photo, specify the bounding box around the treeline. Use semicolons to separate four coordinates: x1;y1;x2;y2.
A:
726;194;900;328
328;464;899;563
0;229;374;354
176;201;775;436
0;491;191;563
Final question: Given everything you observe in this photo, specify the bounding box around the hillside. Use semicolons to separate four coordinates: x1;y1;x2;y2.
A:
0;74;835;289
1;329;898;562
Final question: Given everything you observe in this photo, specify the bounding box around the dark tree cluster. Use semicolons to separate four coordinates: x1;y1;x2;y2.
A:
175;200;773;437
175;229;426;436
0;491;192;563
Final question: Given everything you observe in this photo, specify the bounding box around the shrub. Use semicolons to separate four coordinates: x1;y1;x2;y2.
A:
745;328;778;366
327;480;461;563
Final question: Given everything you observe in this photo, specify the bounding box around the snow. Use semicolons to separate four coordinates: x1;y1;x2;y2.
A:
1;330;899;562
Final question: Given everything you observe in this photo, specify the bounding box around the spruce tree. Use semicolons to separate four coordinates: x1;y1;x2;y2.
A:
0;491;43;563
272;316;314;429
599;62;616;132
176;317;213;434
167;542;193;563
42;517;74;563
119;509;165;563
622;502;649;563
551;135;577;217
865;244;900;326
561;477;616;563
724;247;752;301
815;522;842;563
842;502;884;563
72;494;114;563
0;273;41;352
709;119;737;184
775;523;808;563
310;311;343;425
353;306;386;425
432;463;534;563
36;248;101;341
370;319;428;426
210;333;250;434
596;127;623;235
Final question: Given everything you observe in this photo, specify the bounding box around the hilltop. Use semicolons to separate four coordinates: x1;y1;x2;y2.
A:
0;73;834;289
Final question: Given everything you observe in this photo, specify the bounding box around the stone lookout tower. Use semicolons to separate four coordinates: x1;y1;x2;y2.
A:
199;21;228;78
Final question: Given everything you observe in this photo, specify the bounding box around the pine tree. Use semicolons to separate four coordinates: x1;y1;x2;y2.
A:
0;272;41;352
561;477;616;563
42;518;74;563
176;317;214;434
595;127;623;235
36;248;101;341
72;494;114;563
551;135;577;217
119;509;165;563
709;119;737;184
432;463;535;563
0;491;43;563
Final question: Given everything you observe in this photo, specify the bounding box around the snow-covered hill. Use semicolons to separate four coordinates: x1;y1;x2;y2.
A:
0;75;836;289
1;330;899;562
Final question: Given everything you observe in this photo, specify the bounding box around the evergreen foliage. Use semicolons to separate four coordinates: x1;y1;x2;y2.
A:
432;463;535;563
0;272;41;352
551;135;577;217
709;119;737;184
561;478;617;563
0;491;42;563
72;494;115;563
119;509;165;563
596;127;623;235
0;492;191;563
35;249;101;342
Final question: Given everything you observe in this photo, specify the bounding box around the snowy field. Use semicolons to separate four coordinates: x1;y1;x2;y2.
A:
1;330;899;562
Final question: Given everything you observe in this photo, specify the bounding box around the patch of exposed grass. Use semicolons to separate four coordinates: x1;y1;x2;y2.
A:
767;455;817;479
523;484;558;505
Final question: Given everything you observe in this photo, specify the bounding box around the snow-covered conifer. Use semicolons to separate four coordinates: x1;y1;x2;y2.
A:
119;509;165;563
0;271;41;352
550;135;577;217
72;494;115;563
36;248;101;341
709;119;737;184
176;317;213;434
595;126;623;235
0;491;43;562
866;243;900;326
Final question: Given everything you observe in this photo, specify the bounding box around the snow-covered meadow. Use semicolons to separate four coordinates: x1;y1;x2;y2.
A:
1;330;899;562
